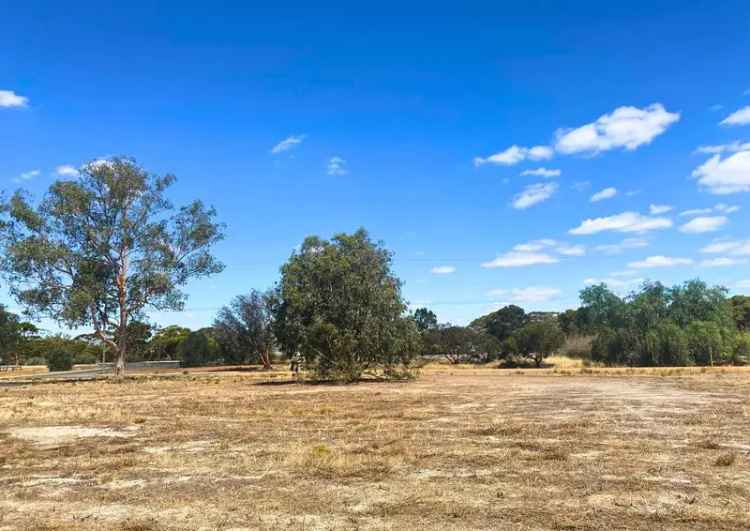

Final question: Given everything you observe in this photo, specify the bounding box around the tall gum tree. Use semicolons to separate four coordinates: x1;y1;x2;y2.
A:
0;157;224;375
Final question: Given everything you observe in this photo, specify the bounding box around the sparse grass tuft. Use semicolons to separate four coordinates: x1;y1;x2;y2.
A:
714;452;737;467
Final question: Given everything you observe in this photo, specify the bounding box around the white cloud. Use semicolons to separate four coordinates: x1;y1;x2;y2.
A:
594;237;649;255
556;244;586;256
430;265;456;275
520;167;560;178
13;169;40;183
649;204;672;215
695;141;750;154
715;203;740;214
590;187;618;203
692;151;750;194
487;286;562;303
700;239;750;256
679;208;713;217
720;106;750;126
700;257;748;268
474;145;553;166
512;182;557;209
628;256;693;269
55;164;79;177
482;238;585;268
327;156;348;176
481;252;559;268
679;216;728;234
555;103;680;155
0;89;28;108
737;279;750;289
271;134;306;154
513;239;584;256
569;211;672;235
710;104;724;112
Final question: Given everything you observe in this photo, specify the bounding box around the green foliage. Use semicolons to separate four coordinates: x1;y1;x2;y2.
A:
686;321;728;366
177;330;221;367
0;304;38;365
214;290;276;368
24;356;46;366
733;332;750;365
148;325;190;360
73;351;99;365
413;307;438;333
46;346;73;372
513;319;565;367
114;321;154;362
272;229;419;381
470;305;527;342
0;157;224;374
578;284;626;332
583;279;737;367
557;309;580;336
730;295;750;331
424;326;501;364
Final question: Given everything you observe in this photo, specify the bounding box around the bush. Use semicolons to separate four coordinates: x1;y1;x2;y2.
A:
24;356;46;366
559;335;593;359
686;321;726;366
46;347;73;372
732;333;750;365
73;351;98;365
177;331;221;367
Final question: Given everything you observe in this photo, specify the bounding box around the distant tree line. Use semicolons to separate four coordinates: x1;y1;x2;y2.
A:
410;280;750;369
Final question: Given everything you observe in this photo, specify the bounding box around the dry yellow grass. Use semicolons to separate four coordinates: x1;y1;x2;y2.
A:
1;364;749;529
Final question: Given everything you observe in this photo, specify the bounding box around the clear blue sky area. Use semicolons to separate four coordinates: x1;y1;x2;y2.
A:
2;1;750;331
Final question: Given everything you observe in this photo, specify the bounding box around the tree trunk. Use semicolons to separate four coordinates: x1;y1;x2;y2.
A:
260;347;273;370
114;347;126;376
115;246;129;377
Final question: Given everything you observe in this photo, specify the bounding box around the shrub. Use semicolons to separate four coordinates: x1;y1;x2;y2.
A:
178;331;211;367
46;347;73;372
686;321;726;366
559;335;593;359
513;320;565;367
73;351;98;365
24;356;46;366
732;332;750;365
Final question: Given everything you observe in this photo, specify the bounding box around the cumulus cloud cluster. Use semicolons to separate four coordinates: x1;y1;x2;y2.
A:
474;145;553;166
0;89;28;108
628;256;693;269
512;182;558;209
692;150;750;194
720;106;750;126
555;104;680;155
590;187;617;203
569;211;672;235
481;239;584;269
678;216;728;234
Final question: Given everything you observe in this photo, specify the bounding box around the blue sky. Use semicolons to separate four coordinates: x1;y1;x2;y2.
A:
2;1;750;331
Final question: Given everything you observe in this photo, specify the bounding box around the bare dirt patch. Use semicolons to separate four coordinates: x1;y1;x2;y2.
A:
0;367;748;529
6;425;138;446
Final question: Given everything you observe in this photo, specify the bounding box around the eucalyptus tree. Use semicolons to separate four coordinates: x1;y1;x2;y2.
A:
272;228;420;381
214;289;275;369
0;157;224;375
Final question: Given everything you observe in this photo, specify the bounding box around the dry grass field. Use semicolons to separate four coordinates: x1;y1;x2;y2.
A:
1;364;749;530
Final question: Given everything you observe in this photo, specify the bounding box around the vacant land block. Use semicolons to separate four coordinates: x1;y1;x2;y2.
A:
1;367;749;530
